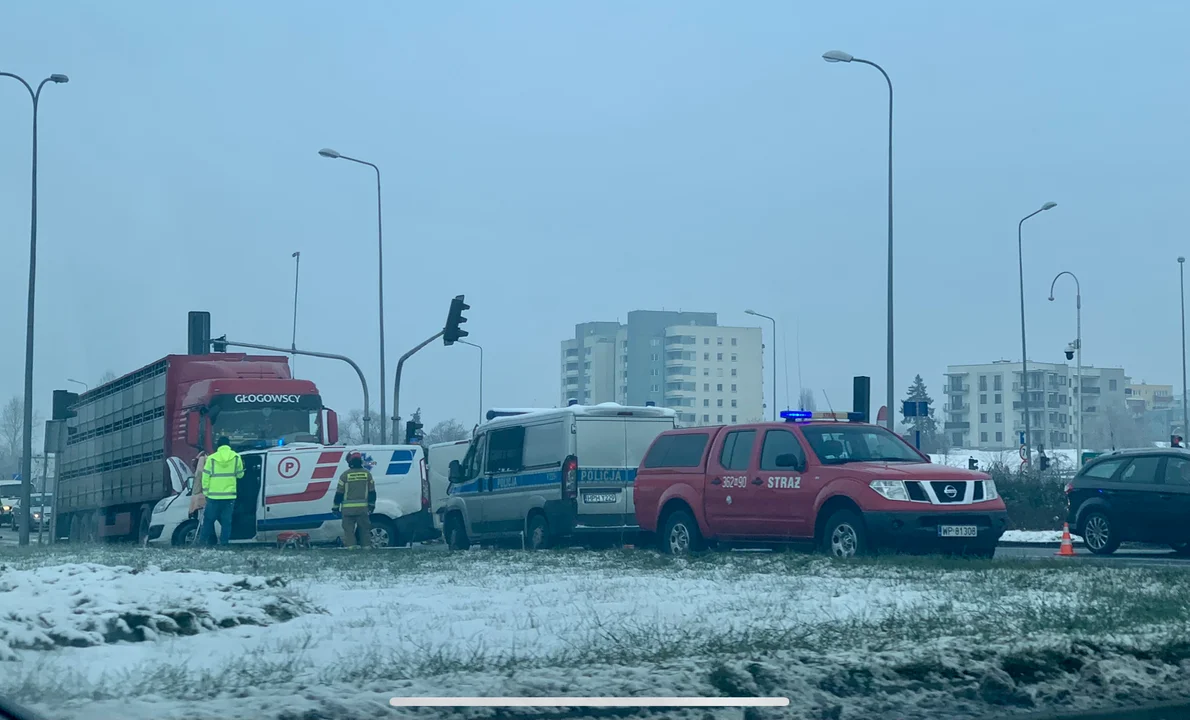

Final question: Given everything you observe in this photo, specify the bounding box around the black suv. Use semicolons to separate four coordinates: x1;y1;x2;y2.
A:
1066;448;1190;555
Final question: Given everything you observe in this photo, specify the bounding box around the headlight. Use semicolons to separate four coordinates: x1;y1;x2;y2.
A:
869;480;910;501
32;513;40;520
152;498;171;515
2;506;9;512
983;480;998;501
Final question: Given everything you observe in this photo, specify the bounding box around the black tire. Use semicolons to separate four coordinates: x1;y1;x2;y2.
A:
821;509;870;558
1172;543;1190;556
172;519;199;547
137;505;153;546
444;514;470;551
525;513;550;550
1081;510;1119;555
369;515;399;548
660;509;705;555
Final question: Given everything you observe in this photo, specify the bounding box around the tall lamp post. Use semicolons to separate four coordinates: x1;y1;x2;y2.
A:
745;309;777;420
65;378;88;392
1017;201;1057;465
457;340;484;425
822;50;894;428
291;251;301;374
319;148;386;441
1049;271;1082;463
1180;257;1188;439
2;70;68;547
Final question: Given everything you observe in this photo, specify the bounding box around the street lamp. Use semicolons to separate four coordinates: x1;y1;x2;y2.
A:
319;148;387;442
822;50;895;429
1049;271;1082;463
290;251;301;375
457;340;483;425
745;310;777;421
66;378;88;392
1017;201;1057;465
1180;258;1188;440
2;70;68;548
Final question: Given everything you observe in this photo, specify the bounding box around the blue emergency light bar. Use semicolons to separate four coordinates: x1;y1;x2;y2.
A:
781;410;865;423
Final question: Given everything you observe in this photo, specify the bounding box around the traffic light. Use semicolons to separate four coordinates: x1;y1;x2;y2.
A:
188;311;211;355
405;419;423;445
443;295;470;346
1039;455;1051;471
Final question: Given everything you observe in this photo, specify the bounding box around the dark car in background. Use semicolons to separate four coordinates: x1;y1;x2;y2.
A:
1066;448;1190;555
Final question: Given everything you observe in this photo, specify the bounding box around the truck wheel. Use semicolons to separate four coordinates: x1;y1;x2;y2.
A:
137;505;153;546
660;509;704;555
445;514;470;551
173;519;199;547
821;509;870;558
369;515;399;548
525;514;550;550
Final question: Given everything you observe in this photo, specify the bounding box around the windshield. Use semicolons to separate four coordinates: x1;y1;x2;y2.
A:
801;425;924;465
28;494;52;507
212;408;320;449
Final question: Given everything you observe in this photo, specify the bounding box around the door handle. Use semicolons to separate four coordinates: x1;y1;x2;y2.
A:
753;478;763;486
711;478;721;485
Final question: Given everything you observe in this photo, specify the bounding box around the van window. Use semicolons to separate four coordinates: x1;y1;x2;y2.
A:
760;430;805;470
643;433;709;469
465;434;487;479
487;427;525;474
578;419;627;467
719;430;755;470
522;421;565;469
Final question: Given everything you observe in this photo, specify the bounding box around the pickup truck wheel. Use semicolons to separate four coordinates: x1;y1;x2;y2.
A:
445;515;470;551
822;509;869;558
661;510;704;555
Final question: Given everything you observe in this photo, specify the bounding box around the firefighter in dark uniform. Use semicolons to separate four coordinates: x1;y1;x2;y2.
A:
333;451;376;548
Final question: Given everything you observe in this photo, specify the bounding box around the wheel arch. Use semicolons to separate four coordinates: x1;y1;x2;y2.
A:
814;495;865;545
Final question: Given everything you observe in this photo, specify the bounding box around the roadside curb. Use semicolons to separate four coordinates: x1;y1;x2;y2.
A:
999;541;1083;548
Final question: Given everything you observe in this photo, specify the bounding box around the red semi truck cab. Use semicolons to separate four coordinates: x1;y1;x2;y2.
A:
56;353;339;543
634;411;1008;557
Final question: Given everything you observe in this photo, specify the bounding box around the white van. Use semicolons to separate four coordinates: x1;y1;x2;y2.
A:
148;444;433;547
427;439;470;534
439;403;676;550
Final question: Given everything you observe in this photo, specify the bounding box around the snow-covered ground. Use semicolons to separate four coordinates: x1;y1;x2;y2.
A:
930;448;1082;471
5;547;1190;720
1001;529;1082;545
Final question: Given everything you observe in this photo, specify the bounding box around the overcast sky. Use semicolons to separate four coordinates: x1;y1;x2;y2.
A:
2;1;1188;430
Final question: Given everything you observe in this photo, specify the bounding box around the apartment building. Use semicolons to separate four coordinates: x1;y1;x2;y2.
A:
943;360;1129;450
560;310;764;426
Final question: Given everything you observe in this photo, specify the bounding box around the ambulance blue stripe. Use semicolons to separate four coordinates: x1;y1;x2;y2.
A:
386;462;412;475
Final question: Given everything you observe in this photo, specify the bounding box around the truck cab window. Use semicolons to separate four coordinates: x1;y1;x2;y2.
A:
719;430;756;470
760;430;804;470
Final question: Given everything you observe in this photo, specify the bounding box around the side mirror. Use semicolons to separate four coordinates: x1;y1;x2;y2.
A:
775;453;802;470
186;411;200;446
185;476;195;493
448;459;463;483
323;409;339;444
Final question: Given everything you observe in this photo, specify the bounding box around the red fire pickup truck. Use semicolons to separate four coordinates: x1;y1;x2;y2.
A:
634;411;1008;557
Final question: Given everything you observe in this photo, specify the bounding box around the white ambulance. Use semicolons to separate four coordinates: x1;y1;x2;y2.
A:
147;443;434;547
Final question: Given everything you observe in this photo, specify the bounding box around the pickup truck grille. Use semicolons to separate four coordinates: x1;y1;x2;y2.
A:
904;480;989;506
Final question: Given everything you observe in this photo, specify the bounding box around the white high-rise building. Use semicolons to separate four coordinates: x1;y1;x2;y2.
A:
560;311;764;426
943;360;1129;450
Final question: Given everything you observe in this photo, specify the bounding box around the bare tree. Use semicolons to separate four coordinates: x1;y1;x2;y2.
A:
338;409;374;445
0;396;42;477
797;388;817;412
424;419;471;446
97;370;118;385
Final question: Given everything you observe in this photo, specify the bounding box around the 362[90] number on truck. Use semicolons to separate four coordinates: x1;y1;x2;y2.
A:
52;349;339;544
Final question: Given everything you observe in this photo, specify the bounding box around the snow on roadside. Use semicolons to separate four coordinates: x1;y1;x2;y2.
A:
6;551;1190;720
1001;530;1082;544
0;562;315;661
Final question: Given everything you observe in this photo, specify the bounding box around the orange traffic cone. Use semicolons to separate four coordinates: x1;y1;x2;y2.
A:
1055;523;1076;557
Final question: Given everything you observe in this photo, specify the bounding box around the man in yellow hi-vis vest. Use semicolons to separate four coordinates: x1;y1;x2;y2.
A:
333;451;376;548
201;436;244;546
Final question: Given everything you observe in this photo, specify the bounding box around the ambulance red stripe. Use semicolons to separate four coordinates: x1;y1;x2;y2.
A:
265;481;332;505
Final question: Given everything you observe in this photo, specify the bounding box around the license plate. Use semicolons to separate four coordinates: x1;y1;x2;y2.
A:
938;525;978;538
583;493;618;504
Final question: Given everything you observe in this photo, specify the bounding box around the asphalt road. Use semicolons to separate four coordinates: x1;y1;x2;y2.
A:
995;544;1190;567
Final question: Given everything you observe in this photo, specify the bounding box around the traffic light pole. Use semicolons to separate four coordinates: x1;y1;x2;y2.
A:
392;330;445;444
211;339;372;443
